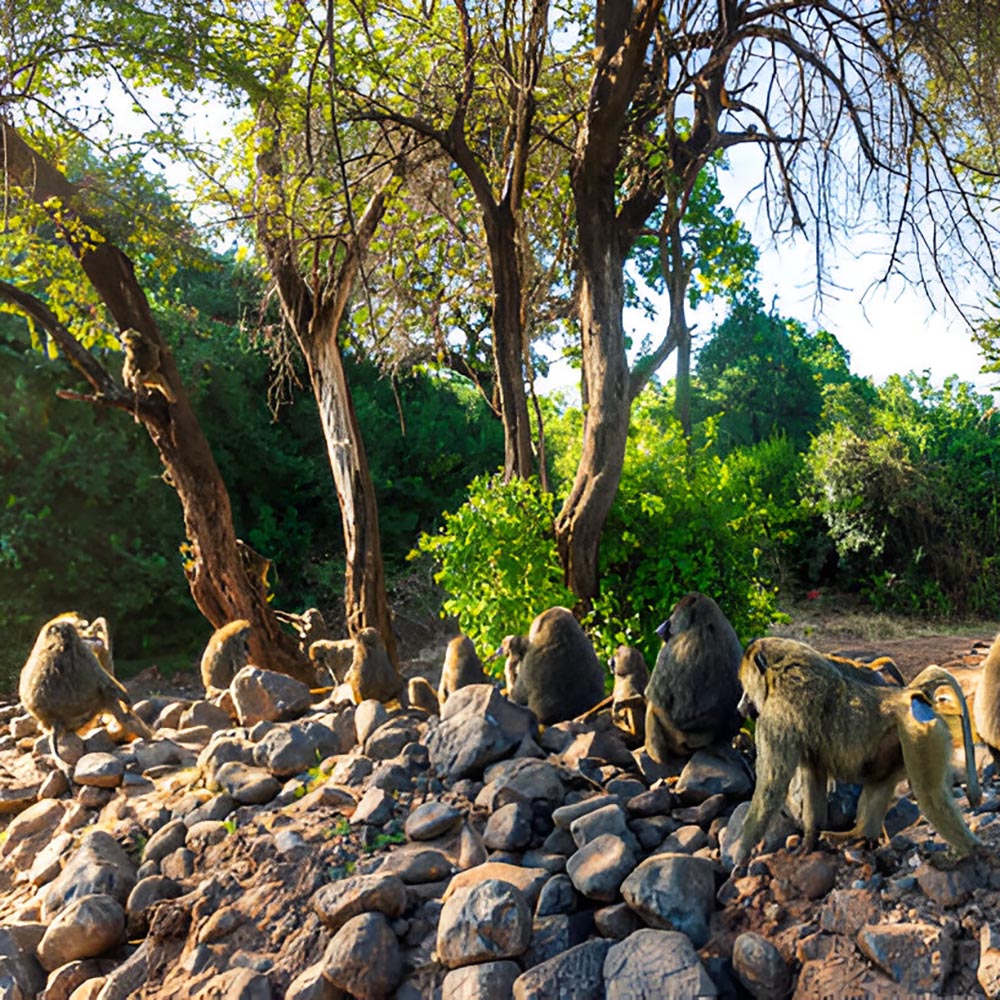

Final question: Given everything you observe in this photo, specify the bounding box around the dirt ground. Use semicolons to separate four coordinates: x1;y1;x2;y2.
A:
769;594;1000;681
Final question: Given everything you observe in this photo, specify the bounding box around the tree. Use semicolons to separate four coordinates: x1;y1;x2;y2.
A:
554;0;1000;606
0;126;310;679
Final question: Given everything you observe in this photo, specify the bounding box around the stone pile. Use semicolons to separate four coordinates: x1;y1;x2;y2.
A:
0;648;998;999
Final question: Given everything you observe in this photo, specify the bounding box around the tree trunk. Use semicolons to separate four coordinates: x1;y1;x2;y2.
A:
304;327;399;665
489;206;535;481
553;181;631;606
1;123;310;681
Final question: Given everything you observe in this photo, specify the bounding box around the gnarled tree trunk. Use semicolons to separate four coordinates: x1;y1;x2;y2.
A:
0;123;310;681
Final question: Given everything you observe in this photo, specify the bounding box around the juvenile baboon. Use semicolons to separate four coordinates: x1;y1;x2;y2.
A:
51;612;115;675
120;328;176;403
496;634;529;696
407;677;441;715
733;637;981;866
610;645;649;741
644;593;743;761
346;627;404;705
503;607;606;725
974;632;1000;774
438;635;487;704
200;619;252;693
275;607;331;654
19;617;152;762
308;638;355;685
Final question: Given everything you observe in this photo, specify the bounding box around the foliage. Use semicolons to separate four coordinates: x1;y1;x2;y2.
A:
0;315;200;688
585;390;783;664
415;474;574;662
694;298;857;452
807;373;1000;616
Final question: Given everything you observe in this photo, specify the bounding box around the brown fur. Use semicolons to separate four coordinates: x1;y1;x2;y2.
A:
734;637;980;866
308;638;354;684
200;620;252;693
120;328;175;403
644;593;743;760
346;627;404;704
407;677;441;715
505;607;606;725
438;635;487;703
610;645;649;740
19;617;152;762
975;632;1000;773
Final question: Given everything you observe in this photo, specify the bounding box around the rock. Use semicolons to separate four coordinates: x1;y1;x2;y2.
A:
626;786;675;818
566;833;637;902
329;755;373;788
1;799;66;862
569;802;635;849
603;929;718;998
718;801;793;870
253;724;326;778
672;792;727;827
483;802;533;852
197;968;271;999
653;824;706;855
285;962;341;1000
790;855;838;900
385;848;453;885
365;718;420;759
350;787;395;826
442;961;521;999
514;939;612;999
436;879;532;968
732;932;792;1000
915;860;978;907
28;832;73;887
178;700;234;731
37;894;125;972
196;736;256;782
404;800;462;841
524;912;595;967
41;831;137;921
980;923;1000;998
818;889;882;936
142;818;188;865
209;762;281;805
673;747;752;804
481;757;566;807
354;700;389;746
231;666;311;725
535;874;577;917
0;926;46;998
42;958;102;1000
321;912;402;999
125;875;182;938
856;922;954;994
312;873;407;932
456;823;487;870
620;854;716;948
552;794;618;830
594;903;644;940
426;685;536;779
91;940;147;1000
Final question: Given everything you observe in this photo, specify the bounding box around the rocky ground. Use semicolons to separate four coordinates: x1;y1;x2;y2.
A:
1;621;1000;1000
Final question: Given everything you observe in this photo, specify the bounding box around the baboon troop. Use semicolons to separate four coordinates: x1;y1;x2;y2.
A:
644;592;743;761
975;632;1000;773
200;619;252;693
503;607;606;725
19;616;152;763
346;627;404;705
733;637;981;865
438;635;487;704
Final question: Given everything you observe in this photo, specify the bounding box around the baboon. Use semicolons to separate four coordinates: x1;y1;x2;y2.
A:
275;607;331;654
733;637;981;866
51;612;115;675
19;617;152;763
496;634;530;696
407;677;441;715
974;632;1000;774
826;651;905;687
200;620;252;693
503;607;606;725
438;635;487;704
644;593;743;761
120;328;176;403
308;638;355;685
346;627;404;704
610;645;649;741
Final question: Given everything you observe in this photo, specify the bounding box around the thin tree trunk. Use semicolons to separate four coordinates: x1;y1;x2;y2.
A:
1;124;309;681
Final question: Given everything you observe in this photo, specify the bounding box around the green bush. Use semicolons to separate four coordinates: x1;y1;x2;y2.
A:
587;391;782;664
415;473;574;664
